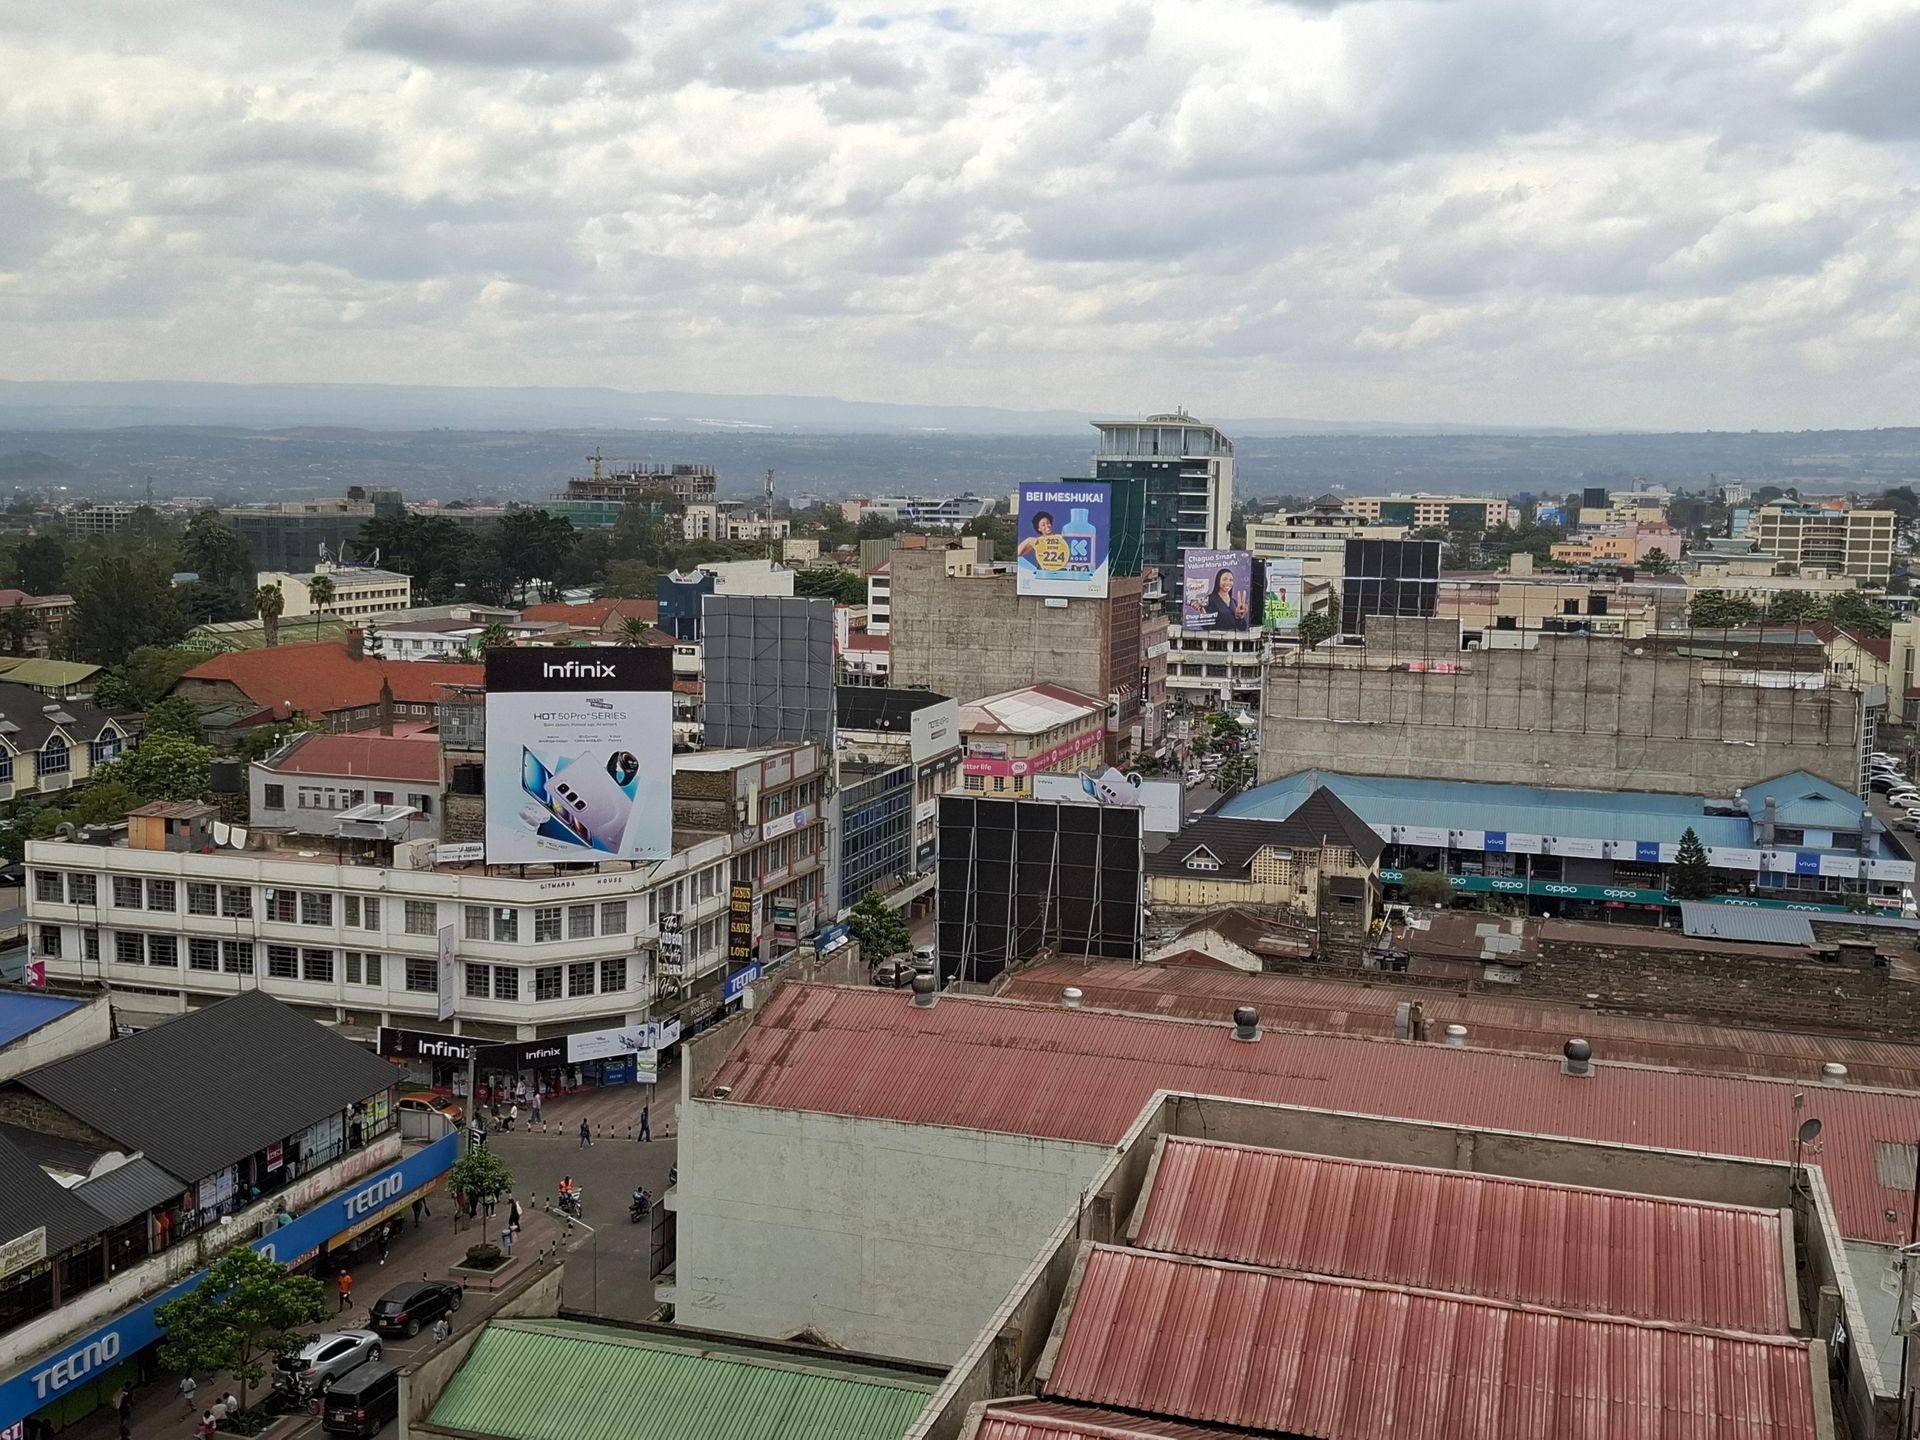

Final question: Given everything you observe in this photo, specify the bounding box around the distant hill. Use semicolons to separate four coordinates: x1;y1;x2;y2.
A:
0;449;80;481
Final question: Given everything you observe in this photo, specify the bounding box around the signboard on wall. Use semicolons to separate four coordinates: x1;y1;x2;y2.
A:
1262;558;1303;633
908;698;960;764
1181;549;1256;632
435;925;457;1022
727;883;754;964
483;646;673;864
657;912;685;978
1016;483;1111;598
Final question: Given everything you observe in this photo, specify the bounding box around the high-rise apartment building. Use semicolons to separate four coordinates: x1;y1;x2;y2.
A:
1092;411;1233;576
1340;495;1514;530
1246;496;1408;584
1750;504;1896;583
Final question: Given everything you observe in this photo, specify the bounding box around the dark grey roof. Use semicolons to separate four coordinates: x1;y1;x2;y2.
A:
74;1156;188;1227
0;1126;110;1253
0;681;116;753
836;685;952;734
14;990;399;1184
1677;902;1815;946
1147;787;1384;879
0;1120;112;1175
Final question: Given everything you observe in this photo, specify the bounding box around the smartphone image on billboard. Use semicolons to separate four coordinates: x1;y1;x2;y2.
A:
520;747;640;854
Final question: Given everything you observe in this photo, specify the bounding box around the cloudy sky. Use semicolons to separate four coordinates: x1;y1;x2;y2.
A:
2;0;1916;429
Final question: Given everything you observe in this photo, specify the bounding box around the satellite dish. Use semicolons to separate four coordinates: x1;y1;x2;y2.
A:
1798;1118;1823;1144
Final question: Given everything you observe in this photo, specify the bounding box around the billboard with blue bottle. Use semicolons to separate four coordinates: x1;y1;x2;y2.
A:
1016;482;1111;599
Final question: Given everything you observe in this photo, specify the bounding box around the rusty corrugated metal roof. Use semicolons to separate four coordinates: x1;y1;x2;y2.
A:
1043;1247;1818;1440
711;983;1920;1243
1136;1138;1790;1333
977;1401;1246;1440
1003;959;1920;1090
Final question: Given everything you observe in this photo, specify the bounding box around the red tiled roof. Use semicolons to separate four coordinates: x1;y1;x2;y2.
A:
259;732;441;784
1003;960;1920;1091
712;984;1920;1242
1810;620;1892;663
1043;1247;1817;1440
181;642;481;716
1135;1138;1789;1333
843;632;889;653
979;1402;1244;1440
520;598;657;627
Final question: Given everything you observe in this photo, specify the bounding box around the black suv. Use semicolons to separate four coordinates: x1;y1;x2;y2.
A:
368;1280;463;1338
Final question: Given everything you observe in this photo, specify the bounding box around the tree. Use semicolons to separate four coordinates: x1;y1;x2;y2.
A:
1398;869;1455;909
1687;589;1758;629
179;510;252;589
0;605;33;656
1215;752;1256;794
65;545;187;666
449;1145;513;1204
233;718;323;765
94;646;201;713
142;695;205;743
11;533;69;594
100;732;214;803
1764;590;1821;624
475;623;513;650
253;583;284;648
497;509;577;602
793;568;867;605
617;616;651;642
1296;611;1337;648
1639;548;1673;575
1826;588;1893;639
306;574;335;614
1668;826;1714;900
846;890;911;960
157;1246;326;1415
598;560;656;600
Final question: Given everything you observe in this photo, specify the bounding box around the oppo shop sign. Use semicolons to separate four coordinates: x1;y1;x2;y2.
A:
0;1133;457;1434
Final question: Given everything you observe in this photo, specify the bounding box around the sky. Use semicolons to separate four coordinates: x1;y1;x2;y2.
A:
1;0;1917;430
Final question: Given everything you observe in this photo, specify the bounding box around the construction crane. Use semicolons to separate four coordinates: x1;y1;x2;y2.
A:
586;447;605;482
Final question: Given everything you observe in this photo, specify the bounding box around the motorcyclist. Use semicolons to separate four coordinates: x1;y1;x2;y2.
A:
630;1185;648;1212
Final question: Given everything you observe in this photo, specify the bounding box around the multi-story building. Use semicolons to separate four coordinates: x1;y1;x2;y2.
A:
1245;497;1407;583
865;562;891;635
958;684;1106;798
1340;494;1514;531
844;495;995;529
1751;504;1897;583
0;589;76;651
1092;410;1233;577
257;563;412;621
62;504;138;537
249;731;444;842
834;688;961;914
0;684;128;801
172;639;482;734
563;460;716;506
222;487;404;572
1549;527;1685;567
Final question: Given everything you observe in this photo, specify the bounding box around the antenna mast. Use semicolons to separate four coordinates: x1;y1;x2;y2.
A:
765;469;776;562
587;447;605;482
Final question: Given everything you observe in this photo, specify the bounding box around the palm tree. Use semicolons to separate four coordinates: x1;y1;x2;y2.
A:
307;574;335;614
253;583;284;648
618;615;651;642
475;623;513;651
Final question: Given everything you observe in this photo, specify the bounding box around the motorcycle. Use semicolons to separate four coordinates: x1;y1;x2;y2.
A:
557;1188;583;1218
628;1191;650;1223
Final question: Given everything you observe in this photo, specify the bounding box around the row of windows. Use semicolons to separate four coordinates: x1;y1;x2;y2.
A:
261;784;436;815
74;928;442;991
463;956;630;1001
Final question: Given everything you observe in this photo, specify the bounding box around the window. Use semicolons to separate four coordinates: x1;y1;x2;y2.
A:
494;908;518;943
405;900;437;935
345;951;363;984
465;905;490;942
408;793;434;816
37;926;61;958
373;790;394;806
363;953;382;986
267;891;296;924
493;967;519;1001
600;957;626;993
267;945;298;979
189;938;218;971
567;904;595;940
533;907;562;943
33;870;62;904
600;901;627;934
533;965;562;1001
146;879;176;913
220;885;251;919
147;934;177;967
69;873;96;906
567;961;595;997
466;963;490;998
115;932;144;966
40;736;69;775
187;882;217;917
300;892;332;926
112;877;142;909
405;957;436;994
302;949;334;983
343;894;378;929
263;783;285;810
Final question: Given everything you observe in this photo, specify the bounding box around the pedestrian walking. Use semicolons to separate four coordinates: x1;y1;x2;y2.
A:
377;1223;390;1266
531;1092;543;1129
194;1410;216;1440
113;1385;132;1425
412;1194;430;1223
178;1374;198;1414
578;1118;591;1149
508;1102;518;1132
515;1080;528;1106
482;1193;496;1221
433;1315;451;1344
337;1271;354;1312
508;1197;522;1233
638;1105;650;1142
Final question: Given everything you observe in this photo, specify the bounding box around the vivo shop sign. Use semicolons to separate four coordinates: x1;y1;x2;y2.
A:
0;1134;457;1432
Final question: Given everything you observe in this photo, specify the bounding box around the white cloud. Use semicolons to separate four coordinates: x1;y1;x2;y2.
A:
0;0;1915;427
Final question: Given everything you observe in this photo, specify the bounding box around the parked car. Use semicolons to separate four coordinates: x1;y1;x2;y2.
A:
368;1280;462;1338
396;1094;464;1124
321;1364;399;1437
871;956;914;988
277;1331;382;1394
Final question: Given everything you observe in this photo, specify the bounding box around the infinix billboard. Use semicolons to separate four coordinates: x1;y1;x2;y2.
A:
484;647;673;864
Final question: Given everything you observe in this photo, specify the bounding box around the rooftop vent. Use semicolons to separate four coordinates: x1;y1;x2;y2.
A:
1822;1062;1849;1087
1562;1038;1593;1078
1443;1024;1468;1047
910;971;938;1008
1231;1006;1261;1043
1062;987;1083;1009
711;1085;732;1100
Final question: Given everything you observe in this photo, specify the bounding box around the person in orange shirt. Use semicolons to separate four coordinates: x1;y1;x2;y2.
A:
337;1271;353;1313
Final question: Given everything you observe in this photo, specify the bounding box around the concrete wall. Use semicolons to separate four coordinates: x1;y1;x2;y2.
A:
1262;620;1864;794
665;1098;1111;1364
0;991;113;1084
399;1259;565;1440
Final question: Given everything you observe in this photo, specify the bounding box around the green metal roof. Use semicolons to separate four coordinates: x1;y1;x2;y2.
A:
0;657;101;688
426;1320;933;1440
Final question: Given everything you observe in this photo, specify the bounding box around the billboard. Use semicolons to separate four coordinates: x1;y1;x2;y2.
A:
1031;767;1184;834
435;925;457;1022
1016;482;1111;598
1181;549;1255;632
703;596;836;749
908;697;959;764
483;647;673;864
1262;558;1303;634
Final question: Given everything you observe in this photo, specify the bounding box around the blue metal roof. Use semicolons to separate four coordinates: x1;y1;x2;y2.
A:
1221;770;1888;858
0;991;81;1048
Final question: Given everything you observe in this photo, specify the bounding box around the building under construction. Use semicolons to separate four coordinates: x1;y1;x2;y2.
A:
1263;615;1881;796
563;458;716;504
